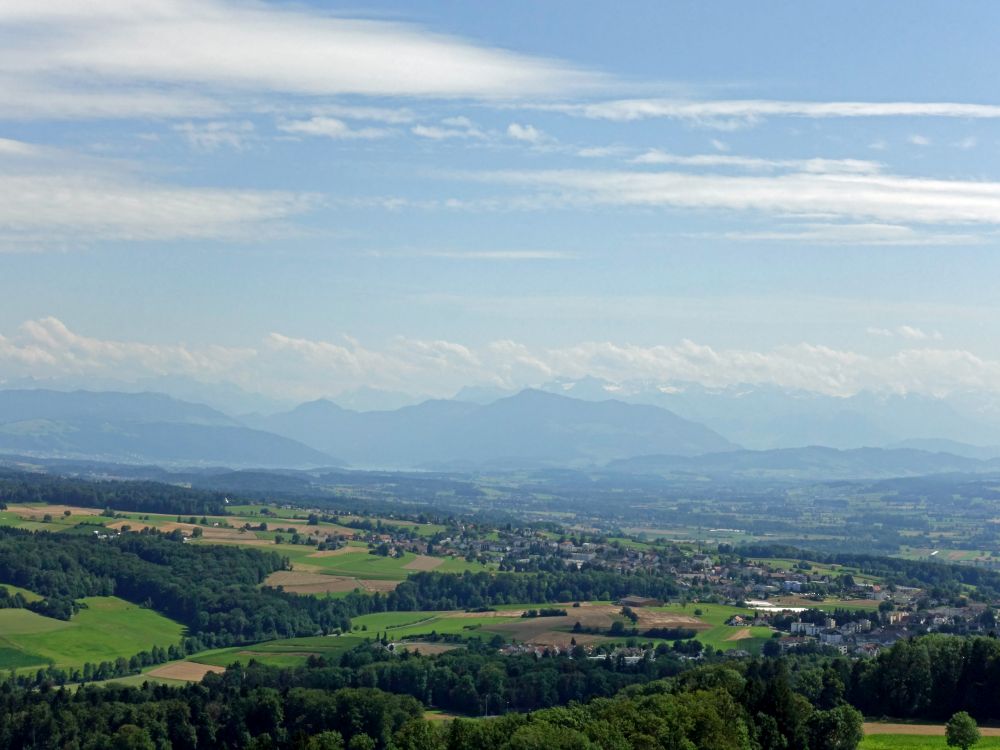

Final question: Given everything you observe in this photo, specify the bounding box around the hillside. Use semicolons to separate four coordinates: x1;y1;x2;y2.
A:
0;390;333;467
252;388;737;468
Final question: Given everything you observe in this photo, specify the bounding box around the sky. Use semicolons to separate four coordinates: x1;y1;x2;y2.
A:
3;0;1000;403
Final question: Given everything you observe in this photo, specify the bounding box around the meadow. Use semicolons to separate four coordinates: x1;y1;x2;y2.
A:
0;596;185;671
188;634;366;668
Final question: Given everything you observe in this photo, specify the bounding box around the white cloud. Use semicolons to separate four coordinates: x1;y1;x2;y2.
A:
0;0;599;120
307;104;416;124
506;122;548;144
630;150;883;173
173;120;254;150
710;139;729;152
953;136;978;150
0;138;317;246
717;223;982;246
278;116;392;140
0;317;254;380
575;145;629;158
481;167;1000;225
544;98;1000;125
413;250;572;260
908;134;931;146
867;325;943;341
411;120;487;140
2;317;997;401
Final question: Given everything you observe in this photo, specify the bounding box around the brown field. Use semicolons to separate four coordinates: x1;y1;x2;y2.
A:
264;570;364;594
147;662;226;682
725;628;753;642
6;504;102;518
403;555;444;571
864;722;1000;736
524;631;606;647
360;579;399;592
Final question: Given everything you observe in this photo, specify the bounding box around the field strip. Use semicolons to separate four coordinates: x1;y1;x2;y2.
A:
864;722;1000;736
147;662;226;682
385;615;441;630
403;555;444;571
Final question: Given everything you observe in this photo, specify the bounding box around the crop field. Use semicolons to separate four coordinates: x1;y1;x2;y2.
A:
0;596;185;671
753;558;882;584
650;603;775;652
346;601;775;652
189;634;366;668
861;736;1000;749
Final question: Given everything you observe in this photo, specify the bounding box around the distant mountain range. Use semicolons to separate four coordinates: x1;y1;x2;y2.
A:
247;388;736;468
4;386;1000;477
533;377;1000;451
0;390;332;467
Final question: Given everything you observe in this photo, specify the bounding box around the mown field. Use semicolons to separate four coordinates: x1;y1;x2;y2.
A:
188;634;366;669
0;596;185;671
861;736;1000;749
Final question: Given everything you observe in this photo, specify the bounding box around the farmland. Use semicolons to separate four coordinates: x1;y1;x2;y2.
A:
0;596;185;671
188;634;367;669
346;600;776;653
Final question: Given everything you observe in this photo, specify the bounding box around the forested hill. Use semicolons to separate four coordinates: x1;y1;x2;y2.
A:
0;527;369;645
0;471;236;515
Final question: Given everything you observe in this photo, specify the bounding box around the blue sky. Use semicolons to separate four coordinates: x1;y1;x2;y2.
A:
3;0;1000;402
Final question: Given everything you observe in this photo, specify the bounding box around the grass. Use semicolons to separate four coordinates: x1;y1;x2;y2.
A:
0;583;43;602
190;635;365;668
651;603;776;653
0;596;185;671
268;544;491;581
861;737;1000;749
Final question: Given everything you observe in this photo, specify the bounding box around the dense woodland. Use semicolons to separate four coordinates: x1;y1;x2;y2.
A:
0;473;233;516
0;654;867;750
0;528;368;644
8;635;1000;748
390;571;679;611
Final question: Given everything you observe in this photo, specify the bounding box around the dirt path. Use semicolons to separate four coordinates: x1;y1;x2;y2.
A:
724;628;753;641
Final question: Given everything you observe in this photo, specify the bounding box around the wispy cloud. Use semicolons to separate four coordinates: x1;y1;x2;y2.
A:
0;0;600;121
0;137;318;247
480;167;1000;226
867;325;942;341
173;120;255;150
2;317;996;400
631;150;883;173
506;122;550;144
543;98;1000;125
412;117;487;140
716;223;983;246
407;249;572;261
278;117;392;140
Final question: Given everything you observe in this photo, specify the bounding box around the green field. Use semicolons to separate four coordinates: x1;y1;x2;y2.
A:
350;611;500;639
0;597;185;671
861;736;1000;749
190;634;365;668
650;603;775;653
